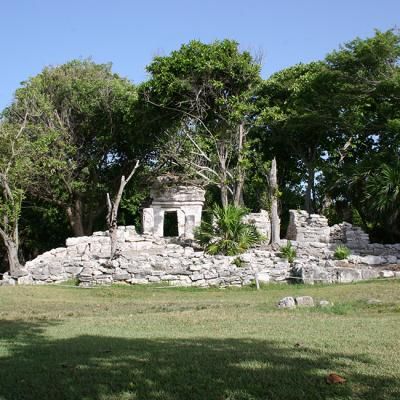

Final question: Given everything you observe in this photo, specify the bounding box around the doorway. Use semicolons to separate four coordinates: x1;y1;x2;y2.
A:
163;211;179;237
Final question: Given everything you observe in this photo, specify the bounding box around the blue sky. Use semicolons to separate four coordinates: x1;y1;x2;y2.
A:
1;0;399;109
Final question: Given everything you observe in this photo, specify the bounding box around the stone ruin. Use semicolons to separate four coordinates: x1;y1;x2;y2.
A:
286;209;400;257
1;207;400;287
142;177;205;239
243;210;271;240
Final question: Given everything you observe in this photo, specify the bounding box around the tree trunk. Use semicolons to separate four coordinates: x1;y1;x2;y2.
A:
218;141;230;208
107;161;139;259
233;123;245;207
4;238;22;277
269;157;280;244
220;185;229;208
304;163;315;214
66;199;85;236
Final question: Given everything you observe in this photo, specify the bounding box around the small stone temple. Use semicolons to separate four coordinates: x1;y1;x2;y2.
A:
142;177;205;238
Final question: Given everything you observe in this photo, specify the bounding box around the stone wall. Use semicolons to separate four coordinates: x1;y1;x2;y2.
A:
9;228;293;286
2;208;400;287
286;209;400;257
1;223;399;287
286;210;330;243
243;210;271;240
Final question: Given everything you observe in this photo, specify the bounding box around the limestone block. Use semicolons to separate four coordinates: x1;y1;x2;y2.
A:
190;273;204;281
277;297;296;308
207;278;222;286
184;214;196;239
160;275;176;281
192;279;207;287
256;272;270;283
127;278;148;285
142;208;154;235
318;300;331;307
360;255;386;265
112;273;131;281
386;256;397;264
361;269;380;280
48;263;63;275
204;272;219;279
18;275;33;285
380;270;395;278
335;268;362;283
295;296;314;307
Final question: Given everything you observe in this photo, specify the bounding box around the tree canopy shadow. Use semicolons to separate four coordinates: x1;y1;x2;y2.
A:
0;320;398;400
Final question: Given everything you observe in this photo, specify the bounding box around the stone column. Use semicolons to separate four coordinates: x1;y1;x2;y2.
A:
184;215;196;239
142;208;154;235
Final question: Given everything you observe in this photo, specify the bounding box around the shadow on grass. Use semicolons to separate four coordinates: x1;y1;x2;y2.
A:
0;320;398;400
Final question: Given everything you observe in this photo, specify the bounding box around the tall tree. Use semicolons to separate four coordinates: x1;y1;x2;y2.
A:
323;29;400;240
142;40;261;207
8;60;143;236
257;61;342;213
0;113;39;275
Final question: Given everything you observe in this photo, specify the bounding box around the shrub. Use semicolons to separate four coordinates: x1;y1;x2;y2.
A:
334;245;351;260
194;204;264;256
280;241;296;263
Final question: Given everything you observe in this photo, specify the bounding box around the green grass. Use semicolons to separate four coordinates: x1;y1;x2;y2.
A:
0;280;399;400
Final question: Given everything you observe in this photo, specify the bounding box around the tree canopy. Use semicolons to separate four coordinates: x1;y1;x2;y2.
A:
1;30;400;274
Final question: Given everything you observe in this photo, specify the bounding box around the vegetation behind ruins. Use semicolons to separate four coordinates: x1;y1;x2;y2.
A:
1;29;400;272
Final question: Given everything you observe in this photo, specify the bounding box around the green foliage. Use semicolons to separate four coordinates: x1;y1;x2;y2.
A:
279;241;297;263
143;40;262;204
8;59;145;235
194;204;264;256
232;257;244;268
334;245;351;260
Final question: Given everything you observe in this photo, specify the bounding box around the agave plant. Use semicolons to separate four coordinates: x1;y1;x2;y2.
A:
194;204;264;256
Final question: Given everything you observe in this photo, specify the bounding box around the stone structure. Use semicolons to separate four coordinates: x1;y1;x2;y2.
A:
142;177;205;239
243;210;271;240
1;208;400;287
286;210;330;243
330;222;370;250
286;209;400;257
1;223;399;287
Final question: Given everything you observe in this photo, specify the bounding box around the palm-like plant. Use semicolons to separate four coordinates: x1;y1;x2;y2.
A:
365;161;400;230
194;204;264;256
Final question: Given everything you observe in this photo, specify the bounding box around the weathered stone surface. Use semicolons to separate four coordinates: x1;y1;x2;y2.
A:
318;300;331;307
367;298;382;305
295;296;314;307
277;297;296;309
256;272;270;283
112;273;131;281
380;270;395;278
14;207;400;288
361;255;386;265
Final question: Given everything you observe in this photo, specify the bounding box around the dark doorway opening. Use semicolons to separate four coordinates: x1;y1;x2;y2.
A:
164;211;179;237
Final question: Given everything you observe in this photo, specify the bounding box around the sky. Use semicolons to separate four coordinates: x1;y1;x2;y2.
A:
1;0;399;110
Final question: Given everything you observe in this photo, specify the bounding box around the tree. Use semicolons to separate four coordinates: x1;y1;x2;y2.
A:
269;157;280;244
8;60;144;236
142;40;261;207
322;29;400;241
257;61;342;213
106;160;139;259
0;115;31;275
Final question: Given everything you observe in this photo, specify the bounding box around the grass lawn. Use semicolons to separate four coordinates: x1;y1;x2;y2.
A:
0;280;399;400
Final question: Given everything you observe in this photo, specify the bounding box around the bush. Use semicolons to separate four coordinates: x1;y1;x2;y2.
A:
334;245;351;260
280;241;296;263
194;204;264;256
